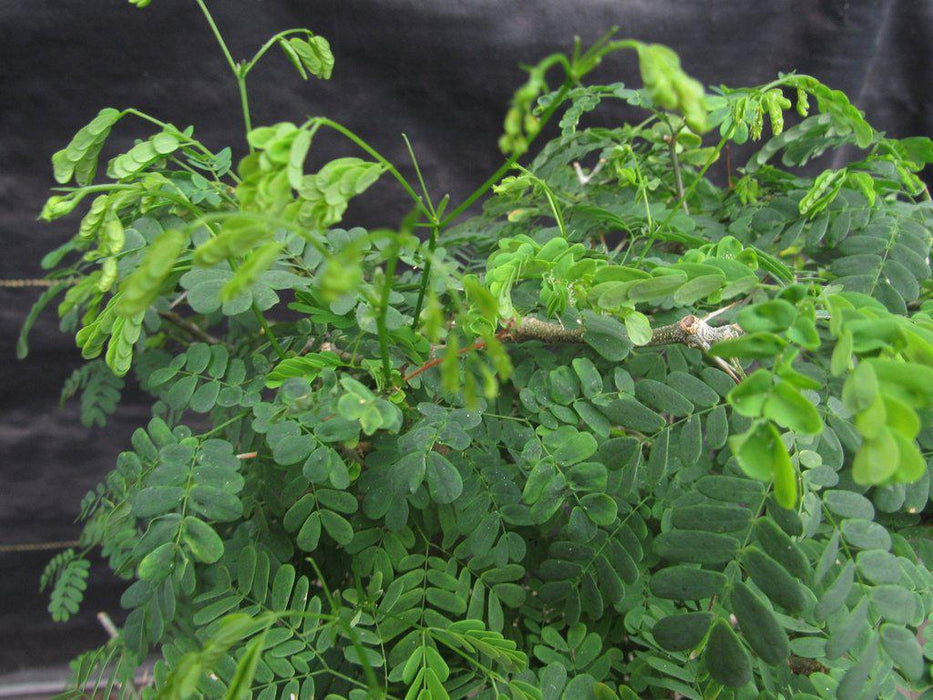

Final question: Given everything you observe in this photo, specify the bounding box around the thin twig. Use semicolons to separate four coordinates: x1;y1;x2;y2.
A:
97;612;119;640
168;291;188;310
0;539;80;553
403;322;515;383
669;137;689;215
0;277;76;288
158;311;222;345
573;158;607;185
401;311;746;384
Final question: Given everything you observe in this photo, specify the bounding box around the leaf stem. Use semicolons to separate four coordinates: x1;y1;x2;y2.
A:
312;118;430;218
237;75;253;143
193;0;238;75
192;0;254;148
251;305;286;359
439;80;572;229
410;221;439;328
242;28;311;78
666;119;689;214
377;240;401;383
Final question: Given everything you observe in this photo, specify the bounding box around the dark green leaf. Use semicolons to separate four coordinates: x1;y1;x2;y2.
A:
705;619;751;688
652;612;712;652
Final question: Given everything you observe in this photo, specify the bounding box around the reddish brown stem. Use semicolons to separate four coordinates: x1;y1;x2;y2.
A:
403;322;514;383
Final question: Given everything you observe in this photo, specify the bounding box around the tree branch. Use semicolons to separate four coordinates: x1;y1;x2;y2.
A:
644;314;743;350
508;313;742;350
508;316;584;344
400;312;745;385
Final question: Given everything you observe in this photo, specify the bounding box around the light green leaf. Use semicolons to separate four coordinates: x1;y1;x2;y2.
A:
224;629;269;700
763;382;823;434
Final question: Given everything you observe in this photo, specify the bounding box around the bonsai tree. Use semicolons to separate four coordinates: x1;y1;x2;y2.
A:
24;1;933;698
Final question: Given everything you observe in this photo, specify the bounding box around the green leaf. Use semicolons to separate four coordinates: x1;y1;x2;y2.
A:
628;272;687;303
652;612;712;652
622;310;652;346
266;352;345;388
841;518;892;551
678;414;703;464
727;369;772;417
52;108;123;185
108;130;182;179
17;282;67;359
571;357;603;399
579;493;617;526
880;623;923;681
320;510;354;545
705;619;751;688
742;547;806;612
221;242;282;302
708;332;786;359
837;637;879;700
666;371;720;408
296;512;322;551
285;35;335;80
730;581;790;664
582;311;632;361
697;475;764;505
288;128;313;189
856;550;900;585
737;299;797;333
224;629;268;700
548;366;579;404
544;426;598;466
825;598;869;660
138;541;176;582
654;530;738;565
636;42;710;133
730;421;797;508
599;396;665;433
182;516;224;564
852;427;899;485
671;504;750;533
194;218;270;267
763;382;823;434
649;566;727;600
118;229;187;316
823;490;874;520
673;274;725;305
296;158;384;229
755;518;811;580
636;379;693;416
425;452;463;504
870;585;917;625
814;560;854;621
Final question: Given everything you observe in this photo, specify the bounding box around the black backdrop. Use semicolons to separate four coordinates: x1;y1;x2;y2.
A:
1;0;931;674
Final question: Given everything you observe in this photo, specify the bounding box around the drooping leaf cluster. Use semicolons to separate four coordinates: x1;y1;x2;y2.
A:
26;3;933;699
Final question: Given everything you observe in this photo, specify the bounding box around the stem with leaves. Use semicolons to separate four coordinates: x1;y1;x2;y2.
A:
193;0;254;143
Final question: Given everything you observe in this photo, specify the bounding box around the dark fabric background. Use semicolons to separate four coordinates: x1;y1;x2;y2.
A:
1;0;931;673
